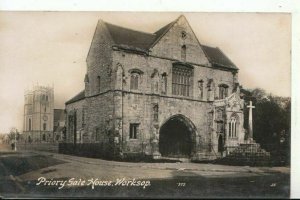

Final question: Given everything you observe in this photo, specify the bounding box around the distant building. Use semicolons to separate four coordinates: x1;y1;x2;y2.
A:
23;85;55;143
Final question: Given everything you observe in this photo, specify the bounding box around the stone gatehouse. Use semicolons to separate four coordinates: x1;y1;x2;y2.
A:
65;15;245;160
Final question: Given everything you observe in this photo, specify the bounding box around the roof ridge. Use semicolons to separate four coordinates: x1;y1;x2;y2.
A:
201;44;218;49
150;17;179;48
65;90;85;105
104;21;155;36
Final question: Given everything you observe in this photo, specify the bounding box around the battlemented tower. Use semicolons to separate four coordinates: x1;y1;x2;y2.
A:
23;85;54;143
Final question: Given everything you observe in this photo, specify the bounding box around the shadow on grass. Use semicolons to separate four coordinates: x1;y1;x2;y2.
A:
0;155;66;177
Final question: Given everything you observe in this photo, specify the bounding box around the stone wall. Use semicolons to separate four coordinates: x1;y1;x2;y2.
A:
65;99;86;143
86;20;114;97
65;16;242;161
150;16;210;66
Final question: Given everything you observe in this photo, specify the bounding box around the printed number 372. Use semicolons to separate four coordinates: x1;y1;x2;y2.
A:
177;182;186;186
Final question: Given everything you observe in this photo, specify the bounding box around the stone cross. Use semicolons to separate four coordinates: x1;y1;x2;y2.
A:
247;101;255;140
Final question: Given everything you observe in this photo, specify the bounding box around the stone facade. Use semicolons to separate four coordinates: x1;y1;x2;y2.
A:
65;15;246;160
23;85;54;143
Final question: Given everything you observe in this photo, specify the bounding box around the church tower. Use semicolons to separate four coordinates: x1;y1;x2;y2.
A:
23;85;54;143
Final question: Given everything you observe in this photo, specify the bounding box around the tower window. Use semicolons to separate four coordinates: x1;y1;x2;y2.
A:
43;123;47;131
129;123;139;139
46;95;48;101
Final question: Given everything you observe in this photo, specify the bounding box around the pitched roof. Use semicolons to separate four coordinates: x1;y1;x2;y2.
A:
65;90;85;105
105;22;156;50
151;20;177;47
101;16;238;70
201;45;238;70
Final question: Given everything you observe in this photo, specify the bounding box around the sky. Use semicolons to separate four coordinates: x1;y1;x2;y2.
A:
0;12;291;133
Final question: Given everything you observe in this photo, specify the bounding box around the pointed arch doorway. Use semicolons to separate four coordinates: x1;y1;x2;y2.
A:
159;114;197;158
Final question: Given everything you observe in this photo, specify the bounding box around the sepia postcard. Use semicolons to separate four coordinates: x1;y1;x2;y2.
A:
0;6;296;199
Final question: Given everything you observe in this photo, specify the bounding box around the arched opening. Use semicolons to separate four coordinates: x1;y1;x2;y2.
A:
159;115;196;158
218;134;224;153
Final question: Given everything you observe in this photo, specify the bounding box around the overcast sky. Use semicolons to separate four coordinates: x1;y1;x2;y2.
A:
0;12;291;133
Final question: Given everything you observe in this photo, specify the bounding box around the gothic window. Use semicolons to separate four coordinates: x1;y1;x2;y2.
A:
161;73;167;94
229;115;238;138
95;127;100;141
46;95;48;101
130;73;140;90
44;106;46;112
219;84;229;99
42;134;46;141
181;45;187;61
172;64;193;97
43;123;46;131
129;69;143;91
96;76;101;93
153;104;159;122
129;123;139;139
28;118;31;131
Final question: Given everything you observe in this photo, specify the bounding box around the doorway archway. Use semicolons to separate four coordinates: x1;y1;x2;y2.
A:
159;114;196;158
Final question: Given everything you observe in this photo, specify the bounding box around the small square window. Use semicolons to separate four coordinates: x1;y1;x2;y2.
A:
129;123;139;139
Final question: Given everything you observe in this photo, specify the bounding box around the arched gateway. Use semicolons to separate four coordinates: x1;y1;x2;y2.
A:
159;114;197;158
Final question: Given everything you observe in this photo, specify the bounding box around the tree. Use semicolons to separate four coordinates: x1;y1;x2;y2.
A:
8;127;20;142
245;88;291;165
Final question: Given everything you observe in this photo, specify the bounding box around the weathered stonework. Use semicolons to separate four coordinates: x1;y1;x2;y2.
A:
23;85;54;143
65;15;245;161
